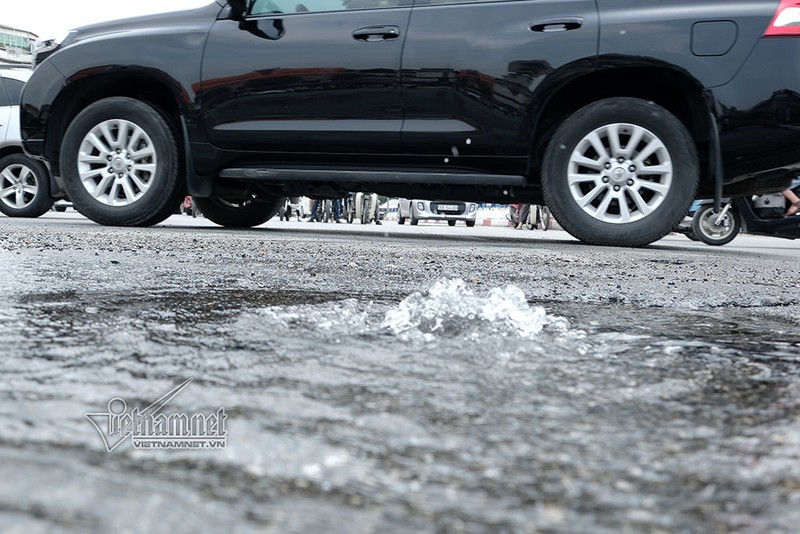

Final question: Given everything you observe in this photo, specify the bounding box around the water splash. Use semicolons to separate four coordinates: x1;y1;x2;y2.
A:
381;278;555;341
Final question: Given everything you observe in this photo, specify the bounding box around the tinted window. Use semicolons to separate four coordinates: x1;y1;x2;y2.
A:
250;0;404;15
415;0;514;4
0;78;10;107
3;78;24;105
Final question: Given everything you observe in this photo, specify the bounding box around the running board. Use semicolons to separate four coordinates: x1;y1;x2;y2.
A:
220;168;526;186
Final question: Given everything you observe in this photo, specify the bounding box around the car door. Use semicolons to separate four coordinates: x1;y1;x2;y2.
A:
201;0;412;156
401;0;598;171
0;78;11;144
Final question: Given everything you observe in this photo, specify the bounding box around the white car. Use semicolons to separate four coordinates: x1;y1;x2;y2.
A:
397;199;478;227
0;67;53;218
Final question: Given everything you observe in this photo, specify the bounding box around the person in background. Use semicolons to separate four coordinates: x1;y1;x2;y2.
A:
782;180;800;216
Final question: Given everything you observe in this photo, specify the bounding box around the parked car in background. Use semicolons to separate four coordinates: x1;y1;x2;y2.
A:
0;67;53;218
398;199;477;227
20;0;800;245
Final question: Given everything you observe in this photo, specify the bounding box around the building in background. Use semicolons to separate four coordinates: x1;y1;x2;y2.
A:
0;24;36;65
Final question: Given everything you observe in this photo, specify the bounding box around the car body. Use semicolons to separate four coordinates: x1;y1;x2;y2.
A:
398;199;477;227
19;0;800;245
0;66;53;218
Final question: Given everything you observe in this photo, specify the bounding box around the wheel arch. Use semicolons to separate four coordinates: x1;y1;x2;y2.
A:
44;71;191;178
529;63;711;187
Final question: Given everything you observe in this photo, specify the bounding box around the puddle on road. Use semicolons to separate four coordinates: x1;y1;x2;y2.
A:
1;279;800;533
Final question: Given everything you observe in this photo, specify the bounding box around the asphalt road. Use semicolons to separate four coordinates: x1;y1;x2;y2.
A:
1;211;799;533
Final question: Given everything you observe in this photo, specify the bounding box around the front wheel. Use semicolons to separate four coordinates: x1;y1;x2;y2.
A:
542;97;698;247
0;154;53;218
691;204;740;246
59;97;185;226
193;195;281;228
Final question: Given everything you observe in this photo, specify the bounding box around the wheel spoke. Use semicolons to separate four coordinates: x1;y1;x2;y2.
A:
108;181;122;203
637;163;671;176
15;190;26;208
594;191;614;219
0;186;15;199
637;180;670;196
633;139;661;165
619;193;632;223
129;146;155;161
1;168;18;183
577;184;607;207
80;167;106;181
571;155;604;170
623;127;644;158
628;189;653;217
87;133;111;155
120;176;137;202
90;174;114;199
127;127;143;152
23;185;37;195
129;172;149;192
568;172;601;186
116;121;130;149
588;132;609;160
606;124;622;156
99;123;117;149
80;154;108;165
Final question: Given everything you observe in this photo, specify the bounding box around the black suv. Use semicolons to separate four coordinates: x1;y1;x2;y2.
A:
20;0;800;246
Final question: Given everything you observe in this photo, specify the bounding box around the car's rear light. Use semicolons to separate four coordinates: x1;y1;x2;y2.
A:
764;0;800;36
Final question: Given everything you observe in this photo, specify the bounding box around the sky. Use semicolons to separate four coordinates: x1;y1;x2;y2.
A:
2;0;216;39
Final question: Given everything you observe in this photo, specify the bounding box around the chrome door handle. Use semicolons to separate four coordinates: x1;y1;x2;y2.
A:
530;17;583;32
353;25;400;42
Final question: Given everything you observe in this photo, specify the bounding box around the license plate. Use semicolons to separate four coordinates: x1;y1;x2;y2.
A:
438;204;460;212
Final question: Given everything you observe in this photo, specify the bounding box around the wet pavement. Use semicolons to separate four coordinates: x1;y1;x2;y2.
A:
1;215;799;533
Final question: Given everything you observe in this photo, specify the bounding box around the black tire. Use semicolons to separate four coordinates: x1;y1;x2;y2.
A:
691;203;740;246
540;206;551;231
59;97;185;226
448;220;457;227
361;196;370;224
0;154;53;218
410;217;419;226
193;195;281;228
398;216;405;225
466;220;476;228
542;97;698;247
346;199;355;223
54;205;67;212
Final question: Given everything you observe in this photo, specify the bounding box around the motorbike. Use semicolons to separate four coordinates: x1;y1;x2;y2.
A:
507;203;552;230
680;192;800;246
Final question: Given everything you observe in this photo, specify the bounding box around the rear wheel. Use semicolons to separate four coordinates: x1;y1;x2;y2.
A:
410;216;419;226
60;97;185;226
448;220;456;227
361;196;370;224
0;154;53;218
691;204;740;246
542;97;698;247
539;205;551;231
193;195;281;228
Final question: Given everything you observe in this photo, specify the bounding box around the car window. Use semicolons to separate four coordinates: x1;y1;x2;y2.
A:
414;0;516;4
0;78;10;108
2;78;24;105
249;0;405;15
